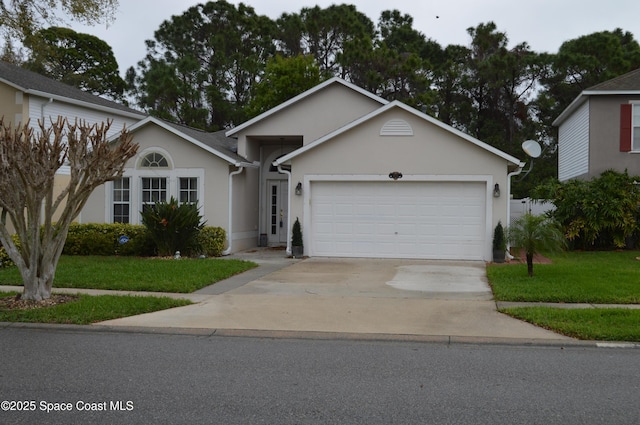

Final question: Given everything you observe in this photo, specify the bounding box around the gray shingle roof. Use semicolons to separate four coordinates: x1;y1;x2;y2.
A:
587;68;640;91
162;121;245;164
0;61;145;116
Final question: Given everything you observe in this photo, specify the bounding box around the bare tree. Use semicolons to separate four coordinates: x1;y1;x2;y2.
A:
0;117;137;300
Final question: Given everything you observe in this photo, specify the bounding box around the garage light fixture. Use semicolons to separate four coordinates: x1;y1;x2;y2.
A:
493;183;501;198
388;171;403;180
295;182;302;195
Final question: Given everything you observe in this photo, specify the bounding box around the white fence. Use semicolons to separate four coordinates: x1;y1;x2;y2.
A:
509;198;555;226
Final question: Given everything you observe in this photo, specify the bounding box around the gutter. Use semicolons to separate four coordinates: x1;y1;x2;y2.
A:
277;164;292;256
41;97;53;120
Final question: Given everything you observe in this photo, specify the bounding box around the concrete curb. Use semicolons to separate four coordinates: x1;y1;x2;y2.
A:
3;320;638;348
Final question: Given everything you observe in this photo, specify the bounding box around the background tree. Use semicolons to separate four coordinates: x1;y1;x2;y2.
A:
24;26;126;100
245;54;322;118
536;29;640;139
295;4;375;78
0;117;138;301
133;0;275;130
0;0;118;61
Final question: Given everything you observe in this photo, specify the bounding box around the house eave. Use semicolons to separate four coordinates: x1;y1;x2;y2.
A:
26;89;146;120
553;89;640;127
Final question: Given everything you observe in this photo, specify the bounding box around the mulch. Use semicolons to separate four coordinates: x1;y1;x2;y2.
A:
496;248;553;265
0;294;79;311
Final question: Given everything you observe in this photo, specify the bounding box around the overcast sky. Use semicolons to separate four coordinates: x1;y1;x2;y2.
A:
72;0;639;75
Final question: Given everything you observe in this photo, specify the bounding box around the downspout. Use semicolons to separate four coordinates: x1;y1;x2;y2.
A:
41;97;53;120
277;165;292;256
40;98;54;226
506;164;525;259
221;166;245;256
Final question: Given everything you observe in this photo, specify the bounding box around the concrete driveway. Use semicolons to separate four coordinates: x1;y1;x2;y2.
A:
97;255;569;342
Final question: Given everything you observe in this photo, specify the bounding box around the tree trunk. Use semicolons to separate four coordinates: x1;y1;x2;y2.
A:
526;253;534;277
19;248;59;301
21;276;53;301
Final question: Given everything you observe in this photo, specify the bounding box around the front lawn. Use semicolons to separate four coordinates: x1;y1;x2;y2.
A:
487;251;640;304
488;251;640;341
502;307;640;342
0;292;192;324
0;256;257;293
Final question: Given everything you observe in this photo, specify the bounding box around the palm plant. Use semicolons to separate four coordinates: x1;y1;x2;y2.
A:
508;213;566;277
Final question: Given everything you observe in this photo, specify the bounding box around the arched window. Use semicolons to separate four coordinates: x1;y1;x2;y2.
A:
141;152;169;168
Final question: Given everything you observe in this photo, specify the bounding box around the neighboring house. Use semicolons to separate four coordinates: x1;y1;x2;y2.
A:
0;61;145;141
553;68;640;181
1;62;525;261
0;61;147;228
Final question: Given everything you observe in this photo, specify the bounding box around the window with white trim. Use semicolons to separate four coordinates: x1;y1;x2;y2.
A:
141;177;167;211
113;177;130;223
141;152;169;167
179;177;198;204
108;147;205;225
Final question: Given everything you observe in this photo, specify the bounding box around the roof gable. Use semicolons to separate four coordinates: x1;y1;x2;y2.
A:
274;100;524;168
226;77;388;137
123;117;256;167
0;61;145;118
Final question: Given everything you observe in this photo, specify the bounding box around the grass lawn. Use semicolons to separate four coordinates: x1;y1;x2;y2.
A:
488;251;640;341
0;256;258;293
0;292;192;325
487;251;640;304
502;307;640;342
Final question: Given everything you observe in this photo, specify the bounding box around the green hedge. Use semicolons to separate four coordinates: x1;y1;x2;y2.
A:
197;226;226;257
0;223;226;266
0;234;20;268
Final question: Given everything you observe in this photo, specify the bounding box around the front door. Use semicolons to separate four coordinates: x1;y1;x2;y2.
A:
267;180;288;245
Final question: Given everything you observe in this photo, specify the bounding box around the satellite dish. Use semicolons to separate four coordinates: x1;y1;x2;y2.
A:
522;140;542;158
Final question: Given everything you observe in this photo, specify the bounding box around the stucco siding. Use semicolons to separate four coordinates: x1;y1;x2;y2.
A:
0;82;24;126
81;125;230;231
558;99;589;181
236;83;383;158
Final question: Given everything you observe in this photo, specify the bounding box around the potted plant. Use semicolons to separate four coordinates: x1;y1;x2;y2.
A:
291;217;303;258
492;221;506;263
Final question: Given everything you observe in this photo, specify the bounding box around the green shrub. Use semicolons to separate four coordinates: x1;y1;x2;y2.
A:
0;234;20;268
63;223;154;256
534;170;640;249
292;217;303;247
196;226;226;257
140;197;205;256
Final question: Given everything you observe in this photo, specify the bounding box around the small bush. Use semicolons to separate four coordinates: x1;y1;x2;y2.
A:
0;234;20;268
196;226;226;257
140;197;205;256
63;223;155;256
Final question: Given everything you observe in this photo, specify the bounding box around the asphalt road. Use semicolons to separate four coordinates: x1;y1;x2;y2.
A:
1;328;639;424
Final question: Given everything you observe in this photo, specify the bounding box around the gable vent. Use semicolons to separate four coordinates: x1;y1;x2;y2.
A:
380;119;413;136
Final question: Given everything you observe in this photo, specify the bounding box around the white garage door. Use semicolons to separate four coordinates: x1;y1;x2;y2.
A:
311;181;487;260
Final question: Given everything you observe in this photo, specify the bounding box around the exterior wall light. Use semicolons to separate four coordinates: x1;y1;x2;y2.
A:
493;183;501;198
295;182;302;195
388;171;403;180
